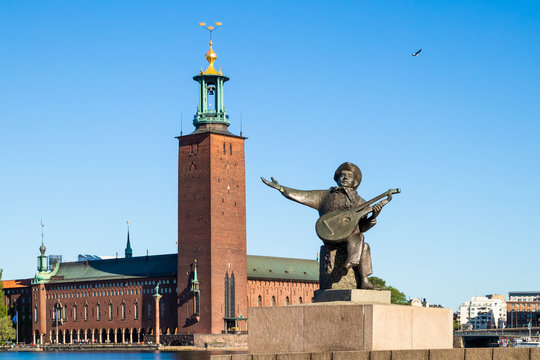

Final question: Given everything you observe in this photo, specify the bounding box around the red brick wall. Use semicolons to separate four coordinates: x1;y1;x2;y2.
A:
177;132;247;334
247;279;318;308
178;133;212;333
31;277;176;344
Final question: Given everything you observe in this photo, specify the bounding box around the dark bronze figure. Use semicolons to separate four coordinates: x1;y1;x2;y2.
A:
262;162;399;290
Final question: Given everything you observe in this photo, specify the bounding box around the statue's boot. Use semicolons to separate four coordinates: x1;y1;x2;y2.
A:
360;276;380;290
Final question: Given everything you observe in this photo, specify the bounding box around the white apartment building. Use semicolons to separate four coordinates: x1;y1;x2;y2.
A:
458;295;507;329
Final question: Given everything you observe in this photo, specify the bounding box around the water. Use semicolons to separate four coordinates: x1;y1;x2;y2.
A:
0;351;238;360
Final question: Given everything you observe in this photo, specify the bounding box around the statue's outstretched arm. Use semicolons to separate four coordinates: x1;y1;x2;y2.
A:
261;177;324;210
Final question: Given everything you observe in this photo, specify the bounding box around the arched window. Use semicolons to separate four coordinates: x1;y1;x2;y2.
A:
286;296;290;305
147;303;152;319
108;303;113;320
271;296;275;306
121;303;126;320
96;303;101;321
224;273;229;318
84;304;88;321
299;296;303;304
134;302;139;320
230;273;236;317
257;295;262;307
34;307;38;322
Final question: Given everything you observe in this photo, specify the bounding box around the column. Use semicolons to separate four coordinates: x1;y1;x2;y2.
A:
153;293;162;346
129;329;133;343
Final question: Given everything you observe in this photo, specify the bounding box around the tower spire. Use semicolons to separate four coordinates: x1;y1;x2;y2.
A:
125;220;133;258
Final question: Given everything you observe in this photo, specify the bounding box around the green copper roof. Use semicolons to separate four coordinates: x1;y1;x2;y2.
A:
40;253;318;284
48;254;177;283
246;255;319;282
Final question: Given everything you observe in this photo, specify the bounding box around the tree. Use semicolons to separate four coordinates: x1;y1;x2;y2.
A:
0;269;6;318
369;276;409;305
0;316;16;341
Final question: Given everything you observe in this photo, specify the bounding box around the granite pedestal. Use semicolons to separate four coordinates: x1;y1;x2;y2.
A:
248;293;452;354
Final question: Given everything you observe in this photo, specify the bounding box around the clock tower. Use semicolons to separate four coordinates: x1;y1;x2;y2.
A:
177;33;248;334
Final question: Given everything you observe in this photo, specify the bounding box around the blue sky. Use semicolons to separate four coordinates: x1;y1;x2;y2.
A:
1;0;539;310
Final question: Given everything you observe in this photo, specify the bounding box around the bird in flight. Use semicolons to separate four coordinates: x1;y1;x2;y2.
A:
412;49;422;56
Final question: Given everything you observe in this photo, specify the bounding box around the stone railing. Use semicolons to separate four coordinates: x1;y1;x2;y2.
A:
211;348;539;360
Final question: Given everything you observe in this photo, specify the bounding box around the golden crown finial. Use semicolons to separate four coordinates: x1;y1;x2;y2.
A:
199;21;222;75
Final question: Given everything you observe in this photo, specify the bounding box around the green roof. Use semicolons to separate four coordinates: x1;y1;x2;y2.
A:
49;254;177;283
246;255;319;282
43;253;319;283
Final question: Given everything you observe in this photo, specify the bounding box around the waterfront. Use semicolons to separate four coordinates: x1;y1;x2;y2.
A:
0;351;238;360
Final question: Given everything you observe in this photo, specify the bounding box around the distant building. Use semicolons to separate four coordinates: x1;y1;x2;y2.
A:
507;291;540;328
77;255;115;262
458;296;506;329
48;255;62;271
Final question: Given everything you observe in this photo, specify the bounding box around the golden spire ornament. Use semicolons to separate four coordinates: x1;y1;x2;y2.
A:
199;21;222;75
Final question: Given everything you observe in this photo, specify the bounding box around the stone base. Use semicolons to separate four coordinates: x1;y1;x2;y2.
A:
248;302;452;354
314;289;391;304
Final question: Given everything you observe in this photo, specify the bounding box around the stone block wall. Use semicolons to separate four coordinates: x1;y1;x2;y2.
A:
211;348;540;360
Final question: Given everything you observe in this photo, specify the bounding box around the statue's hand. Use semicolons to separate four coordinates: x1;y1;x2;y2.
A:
261;177;283;192
371;202;383;218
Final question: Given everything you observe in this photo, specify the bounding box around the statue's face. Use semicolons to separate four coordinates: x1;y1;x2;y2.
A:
337;170;355;188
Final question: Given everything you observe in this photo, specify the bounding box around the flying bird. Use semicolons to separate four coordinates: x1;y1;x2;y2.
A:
412;49;422;56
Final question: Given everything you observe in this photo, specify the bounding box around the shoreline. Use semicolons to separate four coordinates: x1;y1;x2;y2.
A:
1;344;248;353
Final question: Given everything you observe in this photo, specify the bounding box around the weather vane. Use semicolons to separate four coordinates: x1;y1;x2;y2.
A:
199;21;222;41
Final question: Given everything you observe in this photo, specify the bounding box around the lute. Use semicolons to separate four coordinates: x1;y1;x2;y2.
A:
315;188;401;244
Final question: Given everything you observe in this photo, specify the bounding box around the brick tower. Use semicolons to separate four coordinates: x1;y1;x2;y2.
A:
177;32;247;334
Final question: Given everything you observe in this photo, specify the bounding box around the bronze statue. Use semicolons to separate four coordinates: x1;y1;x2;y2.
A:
262;162;399;290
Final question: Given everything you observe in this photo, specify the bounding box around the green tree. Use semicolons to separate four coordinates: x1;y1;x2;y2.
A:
0;269;7;318
369;276;409;305
0;316;16;341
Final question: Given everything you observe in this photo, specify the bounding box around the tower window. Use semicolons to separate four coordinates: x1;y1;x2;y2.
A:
230;144;232;155
223;142;226;154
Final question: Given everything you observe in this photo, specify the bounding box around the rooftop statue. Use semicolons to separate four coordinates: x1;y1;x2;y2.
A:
262;162;399;290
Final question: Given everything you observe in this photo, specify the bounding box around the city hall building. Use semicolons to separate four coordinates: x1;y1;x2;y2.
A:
2;39;319;344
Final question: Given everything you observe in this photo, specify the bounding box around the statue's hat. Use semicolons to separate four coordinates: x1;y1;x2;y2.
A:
334;162;362;188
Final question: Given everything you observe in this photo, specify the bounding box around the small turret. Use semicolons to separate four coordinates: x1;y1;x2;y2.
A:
33;220;56;284
37;221;48;273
